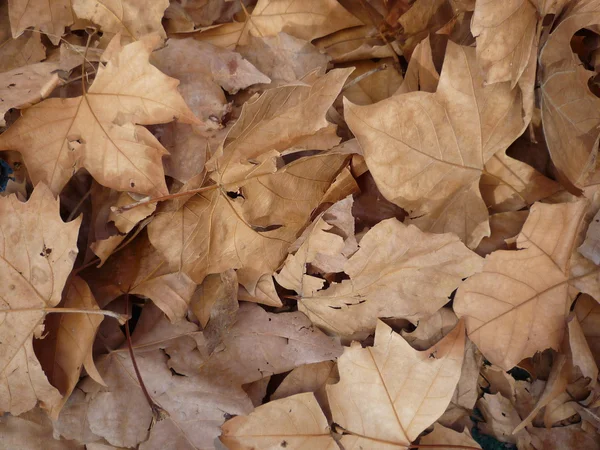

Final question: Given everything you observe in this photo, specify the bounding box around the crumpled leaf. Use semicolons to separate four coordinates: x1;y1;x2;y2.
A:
328;320;465;448
0;183;81;415
0;35;199;196
195;0;362;50
8;0;73;45
454;200;598;370
220;392;337;450
540;0;600;188
477;392;532;447
579;208;600;265
574;294;600;368
345;41;526;248
299;218;483;340
72;0;169;41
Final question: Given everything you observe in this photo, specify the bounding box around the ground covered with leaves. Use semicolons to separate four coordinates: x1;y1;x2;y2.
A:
2;0;600;449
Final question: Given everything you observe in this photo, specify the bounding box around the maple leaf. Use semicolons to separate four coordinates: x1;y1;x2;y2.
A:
0;2;46;72
0;184;81;415
327;320;465;448
345;41;527;248
299;218;482;340
420;423;481;449
539;0;600;188
148;69;352;291
72;0;169;42
221;392;337;450
0;34;199;196
195;0;362;50
454;200;600;370
8;0;72;45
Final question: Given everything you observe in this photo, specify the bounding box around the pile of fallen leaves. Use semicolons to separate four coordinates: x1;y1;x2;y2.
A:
2;0;600;449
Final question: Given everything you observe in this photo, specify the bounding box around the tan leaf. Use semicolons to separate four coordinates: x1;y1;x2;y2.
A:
341;59;403;106
0;62;63;126
481;150;561;213
220;392;337;450
401;307;459;351
0;3;46;72
35;277;105;419
475;210;529;256
540;0;600;188
454;200;595;370
477;393;532;446
300;218;483;340
568;312;599;387
419;423;481;450
0;184;81;415
328;320;465;448
71;0;169;42
198;302;343;386
579;208;600;265
8;0;73;45
528;424;600;450
314;25;397;63
238;33;331;85
275;196;356;296
85;232;196;322
472;0;538;86
345;41;526;248
0;35;199;196
194;0;362;49
0;407;82;450
574;294;600;369
394;35;439;95
271;361;338;419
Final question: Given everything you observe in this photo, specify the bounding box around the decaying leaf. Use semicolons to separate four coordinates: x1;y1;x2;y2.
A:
328;320;465;448
300;218;482;340
345;41;526;248
0;183;81;415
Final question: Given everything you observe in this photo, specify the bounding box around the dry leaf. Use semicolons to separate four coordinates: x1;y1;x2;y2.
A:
220;392;337;450
475;210;529;256
314;25;397;63
341;59;403;106
195;0;362;50
0;183;81;415
477;392;532;446
455;200;595;370
574;294;600;368
34;277;105;419
402;307;459;351
0;2;46;72
198;302;343;386
72;0;169;42
395;35;439;95
8;0;73;45
299;218;482;340
328;320;465;448
345;41;526;248
419;423;481;449
472;0;538;86
0;35;199;196
579;208;600;265
238;33;330;85
539;0;600;188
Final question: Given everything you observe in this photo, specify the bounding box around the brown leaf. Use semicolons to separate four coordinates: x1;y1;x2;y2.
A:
299;218;482;340
71;0;169;42
8;0;73;45
0;35;199;196
394;35;439;95
475;210;529;256
328;320;465;448
341;59;403;106
345;41;526;248
0;2;46;72
0;184;81;415
540;0;600;188
579;208;600;265
221;392;338;450
198;302;343;386
194;0;362;50
477;392;532;446
238;33;331;85
35;277;105;419
574;294;600;369
314;25;398;63
401;307;459;351
455;200;595;370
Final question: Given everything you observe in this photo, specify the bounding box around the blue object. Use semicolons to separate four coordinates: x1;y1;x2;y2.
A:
0;159;14;192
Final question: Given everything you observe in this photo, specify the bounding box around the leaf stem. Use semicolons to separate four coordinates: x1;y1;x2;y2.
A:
113;184;219;213
5;307;128;324
342;64;389;91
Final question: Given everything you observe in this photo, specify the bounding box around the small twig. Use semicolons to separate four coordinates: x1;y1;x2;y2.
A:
7;307;128;324
343;64;388;91
113;184;218;213
66;186;92;222
124;294;169;425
